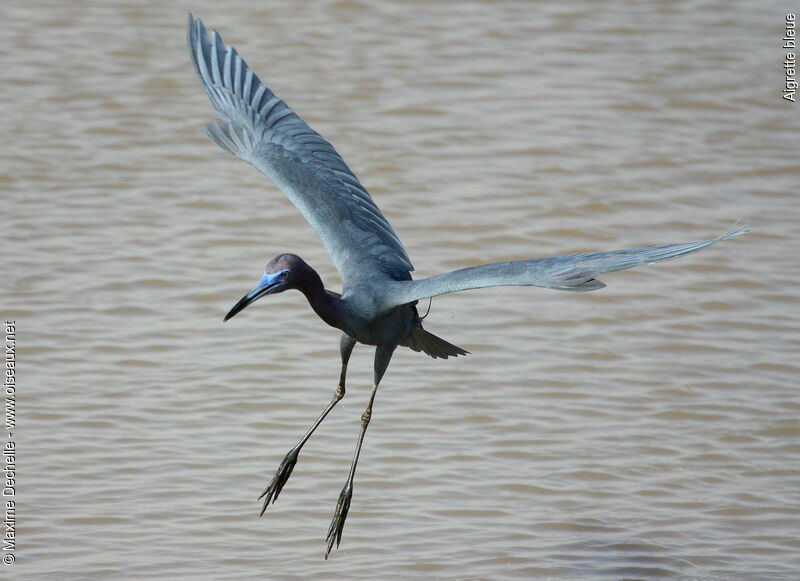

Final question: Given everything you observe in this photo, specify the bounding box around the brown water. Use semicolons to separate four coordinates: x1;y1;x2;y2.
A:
3;1;799;579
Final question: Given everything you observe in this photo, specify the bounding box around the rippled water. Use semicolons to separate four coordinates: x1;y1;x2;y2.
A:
3;1;799;579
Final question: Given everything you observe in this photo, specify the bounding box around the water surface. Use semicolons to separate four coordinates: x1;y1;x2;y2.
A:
2;1;799;579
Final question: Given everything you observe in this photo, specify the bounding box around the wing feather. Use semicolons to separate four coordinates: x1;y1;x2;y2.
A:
382;224;749;308
187;15;413;283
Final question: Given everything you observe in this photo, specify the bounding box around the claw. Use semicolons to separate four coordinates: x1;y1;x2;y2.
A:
324;484;352;559
258;449;298;516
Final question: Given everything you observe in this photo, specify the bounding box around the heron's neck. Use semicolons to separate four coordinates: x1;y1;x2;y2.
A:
298;268;344;329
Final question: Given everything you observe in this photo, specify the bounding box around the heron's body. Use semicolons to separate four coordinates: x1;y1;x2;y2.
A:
313;275;420;347
187;15;748;558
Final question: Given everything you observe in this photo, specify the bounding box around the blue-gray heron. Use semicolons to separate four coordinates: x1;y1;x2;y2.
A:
187;15;748;558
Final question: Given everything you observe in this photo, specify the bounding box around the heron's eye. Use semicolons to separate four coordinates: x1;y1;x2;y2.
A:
281;271;289;279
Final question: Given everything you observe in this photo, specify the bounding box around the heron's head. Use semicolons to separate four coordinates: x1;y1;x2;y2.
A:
223;253;308;321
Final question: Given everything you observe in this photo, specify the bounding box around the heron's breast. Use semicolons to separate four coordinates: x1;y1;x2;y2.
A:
339;302;416;347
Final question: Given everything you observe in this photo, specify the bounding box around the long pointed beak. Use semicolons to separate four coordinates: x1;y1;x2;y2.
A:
223;272;283;322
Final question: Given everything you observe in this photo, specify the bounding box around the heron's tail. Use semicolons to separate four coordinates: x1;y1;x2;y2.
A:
401;328;469;359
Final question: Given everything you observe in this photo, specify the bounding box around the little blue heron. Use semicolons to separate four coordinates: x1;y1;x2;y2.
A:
187;14;748;558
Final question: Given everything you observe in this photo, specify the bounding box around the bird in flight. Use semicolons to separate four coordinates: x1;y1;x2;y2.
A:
186;14;748;558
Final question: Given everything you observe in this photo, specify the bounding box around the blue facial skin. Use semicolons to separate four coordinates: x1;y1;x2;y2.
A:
224;269;288;321
247;270;287;299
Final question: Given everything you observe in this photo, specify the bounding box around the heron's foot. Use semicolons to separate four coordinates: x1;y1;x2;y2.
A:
324;483;352;559
258;448;298;516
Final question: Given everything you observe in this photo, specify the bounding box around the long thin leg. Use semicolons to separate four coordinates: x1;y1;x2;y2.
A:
259;334;357;515
325;342;396;559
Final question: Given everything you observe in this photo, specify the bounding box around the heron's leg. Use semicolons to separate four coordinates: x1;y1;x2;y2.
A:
259;334;357;515
325;343;396;559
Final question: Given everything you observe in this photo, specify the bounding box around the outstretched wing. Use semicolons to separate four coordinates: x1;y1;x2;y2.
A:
187;15;413;284
382;223;749;308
